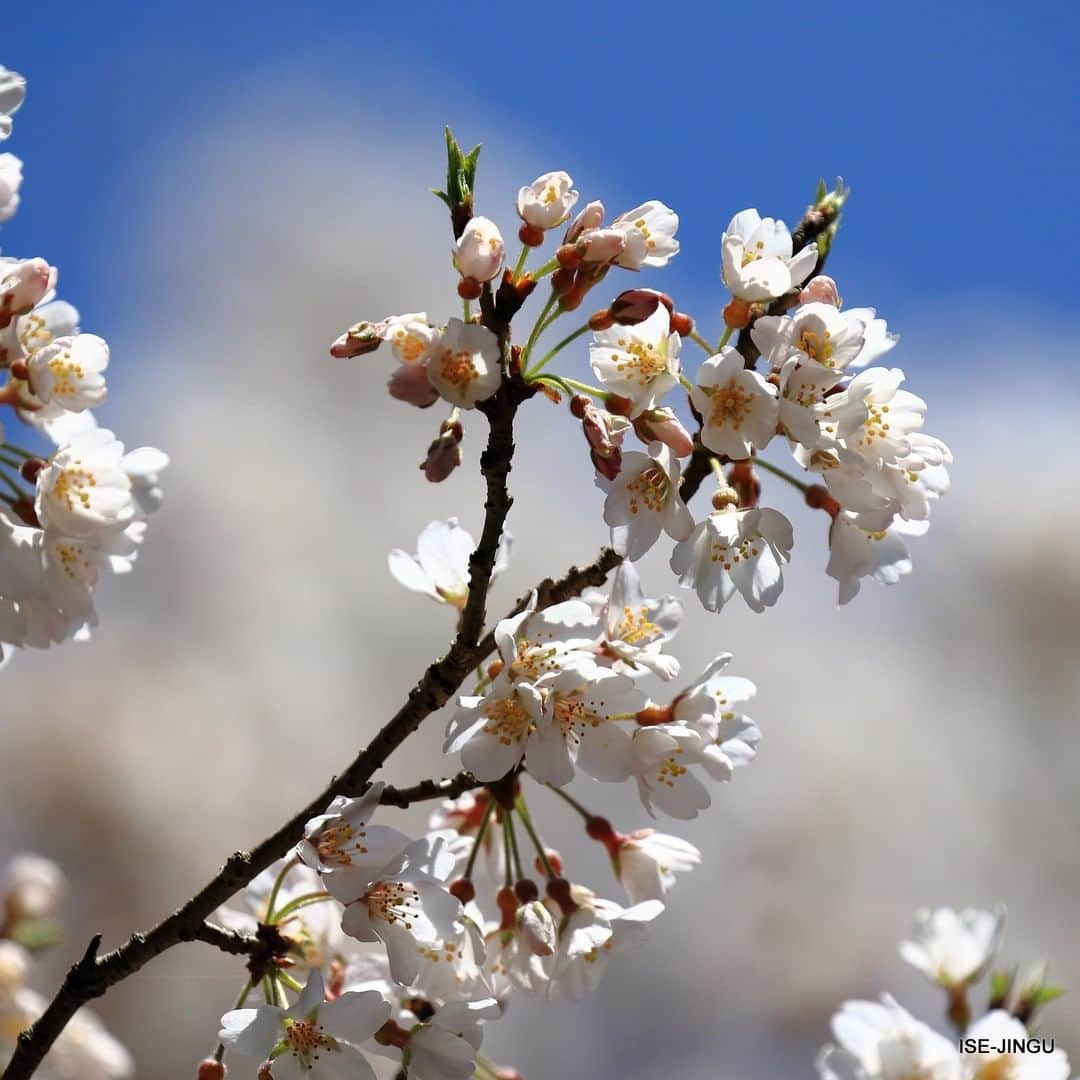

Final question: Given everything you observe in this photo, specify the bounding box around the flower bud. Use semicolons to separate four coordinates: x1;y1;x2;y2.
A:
421;423;463;483
609;288;664;325
330;321;381;359
551;266;576;296
722;297;753;330
388;363;439;408
2;854;65;921
453;216;504;282
669;311;694;337
516;171;578;231
0;258;54;328
197;1060;227;1079
564;199;604;244
632;408;693;457
576;227;625;264
516;899;557;957
799;274;841;307
537;849;562;877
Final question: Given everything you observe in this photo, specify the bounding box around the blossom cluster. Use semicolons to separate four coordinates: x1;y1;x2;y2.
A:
0;853;133;1078
0;65;167;669
819;905;1070;1079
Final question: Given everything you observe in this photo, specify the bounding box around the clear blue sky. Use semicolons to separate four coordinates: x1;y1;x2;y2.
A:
4;0;1079;346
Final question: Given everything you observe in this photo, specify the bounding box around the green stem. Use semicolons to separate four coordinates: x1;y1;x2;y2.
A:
559;376;607;398
512;245;530;282
678;374;694;392
462;799;496;881
463;298;472;321
545;783;593;820
689;331;716;355
265;857;299;923
526;323;589;378
501;815;514;888
505;812;525;881
278;971;304;993
0;467;26;500
0;452;27;472
753;454;812;494
519;291;558;370
1;444;35;460
529;256;559;280
718;325;734;349
272;891;335;922
514;795;555;878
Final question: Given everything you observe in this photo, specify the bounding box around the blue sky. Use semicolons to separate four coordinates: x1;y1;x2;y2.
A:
5;0;1079;348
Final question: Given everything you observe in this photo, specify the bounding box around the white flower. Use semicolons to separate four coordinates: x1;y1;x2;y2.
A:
219;969;389;1079
961;1011;1070;1079
1;853;66;921
0;151;22;223
614;830;701;904
25;333;108;411
589;305;681;416
405;999;501;1080
548;889;663;1000
0;258;55;327
35;428;136;537
388;518;511;612
899;906;1005;990
587;560;683;680
602;441;693;561
298;783;412;904
453;217;504;282
0;67;26;141
0;296;79;370
379;313;438;366
516;171;578;231
610;201;680;269
691;346;779;459
751;302;868;373
845;308;899;369
722;209;818;301
817;995;960;1080
426;319;501;408
670;505;793;613
818;367;927;465
774;355;845;449
827;511;926;605
492;594;600;689
340;834;465;987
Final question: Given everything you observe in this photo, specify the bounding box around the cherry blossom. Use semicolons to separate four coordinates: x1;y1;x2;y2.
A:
453;217;504;283
516;171;578;232
426;319;502;408
589;305;681;416
609;201;680;269
721;208;817;301
899;906;1006;990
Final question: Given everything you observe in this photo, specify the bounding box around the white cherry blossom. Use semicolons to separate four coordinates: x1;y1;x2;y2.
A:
388;517;511;612
404;998;501;1080
818;367;927;465
426;319;501;408
516;171;578;231
589;305;681;416
827;511;926;605
721;208;817;301
751;302;868;373
614;829;701;904
219;969;389;1079
0;67;25;141
0;257;55;326
817;995;960;1080
26;333;108;411
899;905;1005;990
0;151;21;222
691;346;779;459
602;441;693;561
610;201;680;269
961;1011;1069;1079
379;313;438;366
670;505;793;613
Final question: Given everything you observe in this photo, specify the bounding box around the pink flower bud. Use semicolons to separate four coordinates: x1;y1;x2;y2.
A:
422;425;463;482
591;446;622;481
564;199;604;243
0;258;54;328
576;227;626;264
633;408;693;457
388;363;438;407
799;274;841;307
610;288;667;326
453;216;504;282
329;321;381;358
580;402;630;459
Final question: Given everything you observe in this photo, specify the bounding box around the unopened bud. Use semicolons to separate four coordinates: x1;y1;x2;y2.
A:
633;408;693;458
588;308;615;331
551;267;576;295
329;322;381;359
722;298;753;330
669;311;694;336
799;274;841;307
555;244;581;270
449;878;476;904
197;1060;227;1080
576;227;625;264
609;288;664;325
564;199;604;244
2;855;65;921
421;426;463;483
388;363;439;408
453;216;504;282
0;258;54;329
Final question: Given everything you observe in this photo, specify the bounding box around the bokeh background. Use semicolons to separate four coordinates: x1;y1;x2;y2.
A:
3;1;1080;1076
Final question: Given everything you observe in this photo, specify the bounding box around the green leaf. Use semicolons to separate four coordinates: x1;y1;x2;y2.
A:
10;917;64;951
814;178;828;204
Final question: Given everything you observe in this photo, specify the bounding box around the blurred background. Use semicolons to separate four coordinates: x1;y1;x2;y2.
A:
3;1;1079;1076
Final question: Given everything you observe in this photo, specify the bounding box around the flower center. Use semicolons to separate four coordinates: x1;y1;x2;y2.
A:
625;463;670;516
797;327;834;364
435;347;478;388
609;335;668;385
364;880;421;930
316;821;365;866
280;1018;339;1070
707;379;753;429
614;605;659;646
480;696;531;746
